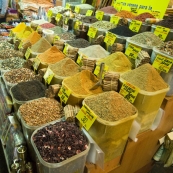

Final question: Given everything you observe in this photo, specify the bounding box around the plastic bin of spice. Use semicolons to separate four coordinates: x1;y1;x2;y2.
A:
151;47;173;96
31;121;90;173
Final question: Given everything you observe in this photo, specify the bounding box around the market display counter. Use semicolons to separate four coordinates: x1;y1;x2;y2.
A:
85;96;173;173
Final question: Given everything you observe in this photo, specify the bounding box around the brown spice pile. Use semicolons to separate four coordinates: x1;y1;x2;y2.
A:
121;63;168;91
63;70;103;95
23;31;41;45
84;91;137;121
49;58;80;77
135;12;155;22
115;10;136;19
38;46;65;64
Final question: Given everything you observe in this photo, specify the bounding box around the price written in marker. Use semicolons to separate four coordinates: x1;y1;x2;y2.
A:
154;26;170;41
25;48;31;60
125;44;141;59
96;11;104;21
76;54;83;66
58;85;71;104
110;16;120;25
104;32;117;46
65;3;71;9
129;20;142;32
53;35;60;44
56;13;62;22
33;57;41;71
119;81;139;103
86;10;93;16
18;41;23;49
74;20;82;30
152;54;173;73
87;27;97;38
75;6;80;14
47;10;53;18
76;104;97;131
63;44;69;55
94;63;109;79
114;2;122;11
43;68;54;84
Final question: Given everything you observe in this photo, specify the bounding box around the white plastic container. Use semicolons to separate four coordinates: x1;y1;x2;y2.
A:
151;47;173;96
31;121;90;173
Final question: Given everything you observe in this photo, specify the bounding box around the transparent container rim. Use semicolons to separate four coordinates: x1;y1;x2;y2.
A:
151;24;173;31
31;120;90;168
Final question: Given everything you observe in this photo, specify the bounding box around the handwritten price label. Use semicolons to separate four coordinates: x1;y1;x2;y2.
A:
76;54;83;66
154;26;170;41
53;35;60;44
96;11;104;21
152;54;173;73
87;27;97;38
33;57;41;71
43;68;54;84
110;16;120;25
74;20;82;30
94;63;109;79
58;85;71;104
56;13;62;22
18;41;23;49
75;6;80;14
25;48;31;60
47;10;53;18
86;10;93;16
125;44;141;59
63;43;69;55
119;81;139;103
104;32;117;46
129;20;142;32
114;2;122;11
76;104;97;131
65;3;71;9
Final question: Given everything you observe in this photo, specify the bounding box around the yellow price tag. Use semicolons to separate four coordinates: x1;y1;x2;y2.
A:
119;81;139;103
33;57;41;71
43;68;54;84
76;54;83;66
125;44;141;59
86;10;93;16
53;35;60;44
96;11;104;21
25;48;31;60
58;85;71;104
129;20;142;33
18;41;23;49
9;30;13;37
104;32;117;46
94;63;109;79
87;27;97;38
74;20;82;30
75;6;80;14
36;26;41;32
64;17;69;25
63;44;69;55
65;3;71;9
154;26;170;41
47;10;53;18
110;16;120;25
152;54;173;73
152;11;161;18
56;13;62;22
76;104;97;131
114;2;122;11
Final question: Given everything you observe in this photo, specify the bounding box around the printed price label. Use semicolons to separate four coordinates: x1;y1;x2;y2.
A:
63;44;69;55
53;35;60;44
94;63;109;79
152;11;161;18
125;43;141;59
104;32;117;46
56;13;62;22
58;85;71;104
86;10;93;16
25;48;31;60
33;57;40;71
43;68;54;84
154;26;170;41
65;3;71;9
75;6;80;14
47;10;53;18
87;27;97;38
18;41;23;49
119;81;139;103
129;20;142;32
152;54;173;73
74;21;82;30
76;54;83;66
76;104;97;131
110;16;120;25
96;11;104;21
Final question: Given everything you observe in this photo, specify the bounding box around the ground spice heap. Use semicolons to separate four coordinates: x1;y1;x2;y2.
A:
66;39;90;48
82;16;98;24
157;41;173;56
31;37;52;53
135;12;155;22
33;121;88;163
91;21;116;30
121;63;168;91
130;32;163;47
38;46;65;64
84;91;137;121
12;22;26;34
64;70;103;95
99;6;117;14
58;32;75;41
16;26;33;40
49;58;80;77
19;98;64;126
11;80;46;101
50;26;64;35
40;23;56;29
23;31;41;45
0;49;23;60
155;15;173;29
99;52;131;72
4;68;36;84
115;10;136;19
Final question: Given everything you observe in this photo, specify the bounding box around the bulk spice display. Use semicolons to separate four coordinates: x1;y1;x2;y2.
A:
99;6;117;14
22;31;41;45
157;41;173;56
66;39;90;48
0;41;14;49
49;26;65;35
135;51;150;68
16;26;33;40
82;16;98;24
155;15;173;28
39;23;56;29
58;32;75;41
0;49;23;60
91;21;116;30
134;12;155;22
115;10;136;19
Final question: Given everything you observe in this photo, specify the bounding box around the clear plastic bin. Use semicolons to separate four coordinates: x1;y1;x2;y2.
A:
31;121;90;173
151;47;173;96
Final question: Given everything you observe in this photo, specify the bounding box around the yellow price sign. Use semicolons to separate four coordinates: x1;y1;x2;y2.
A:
96;11;104;21
75;6;80;14
154;26;170;41
58;85;71;104
87;27;97;38
25;48;31;60
74;20;82;30
56;13;62;22
152;11;161;18
119;81;139;103
18;41;23;49
33;57;41;71
104;32;117;46
86;10;93;16
114;2;122;11
152;54;173;73
53;35;60;44
63;43;69;55
125;43;141;59
43;68;54;84
94;63;109;79
76;104;97;131
76;54;83;66
47;10;53;18
65;3;71;9
110;16;120;25
129;20;142;32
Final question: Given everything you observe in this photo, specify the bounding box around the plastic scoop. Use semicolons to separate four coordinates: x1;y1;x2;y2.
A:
90;62;105;90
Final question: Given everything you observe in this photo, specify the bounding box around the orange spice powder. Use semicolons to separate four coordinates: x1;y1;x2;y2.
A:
23;31;41;45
